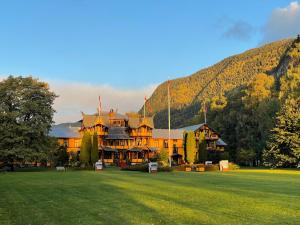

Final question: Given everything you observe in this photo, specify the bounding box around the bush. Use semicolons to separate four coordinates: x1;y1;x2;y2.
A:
121;163;148;172
205;164;220;171
158;166;173;172
121;162;173;172
173;164;187;171
229;162;240;170
158;148;169;167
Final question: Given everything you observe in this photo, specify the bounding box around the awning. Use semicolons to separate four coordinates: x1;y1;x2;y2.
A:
172;153;182;157
103;147;118;152
128;147;143;152
146;147;158;152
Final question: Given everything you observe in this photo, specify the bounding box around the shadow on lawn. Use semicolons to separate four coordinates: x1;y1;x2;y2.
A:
98;172;300;224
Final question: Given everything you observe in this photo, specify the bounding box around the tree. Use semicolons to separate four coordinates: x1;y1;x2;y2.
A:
91;133;99;164
198;131;207;163
263;97;300;167
185;131;196;164
0;76;56;168
48;144;69;167
80;132;92;166
158;148;169;167
236;148;256;166
243;73;274;105
210;95;227;111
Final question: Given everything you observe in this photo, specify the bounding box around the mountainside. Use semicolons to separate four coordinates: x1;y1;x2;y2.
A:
143;36;300;164
144;39;293;128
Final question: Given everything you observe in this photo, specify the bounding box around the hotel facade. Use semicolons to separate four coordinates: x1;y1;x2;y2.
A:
50;109;227;165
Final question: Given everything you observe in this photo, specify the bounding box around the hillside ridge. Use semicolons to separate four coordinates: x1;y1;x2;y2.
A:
144;38;293;128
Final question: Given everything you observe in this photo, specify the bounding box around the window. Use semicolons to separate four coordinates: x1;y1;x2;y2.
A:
75;140;81;148
63;139;68;147
164;140;168;148
136;138;142;146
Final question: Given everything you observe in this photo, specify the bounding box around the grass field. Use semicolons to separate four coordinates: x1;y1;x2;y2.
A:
0;168;299;225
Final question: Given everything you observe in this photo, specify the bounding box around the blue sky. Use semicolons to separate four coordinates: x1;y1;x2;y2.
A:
0;0;299;122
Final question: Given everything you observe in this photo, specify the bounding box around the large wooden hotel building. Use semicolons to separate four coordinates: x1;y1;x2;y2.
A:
50;109;227;165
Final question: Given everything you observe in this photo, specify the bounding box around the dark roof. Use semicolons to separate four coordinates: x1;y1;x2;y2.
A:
180;123;220;136
216;138;227;146
106;127;133;140
49;122;81;138
82;113;109;127
152;129;183;139
179;123;205;132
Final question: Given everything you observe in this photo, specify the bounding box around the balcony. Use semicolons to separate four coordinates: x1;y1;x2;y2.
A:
205;134;219;140
130;131;152;137
105;145;130;150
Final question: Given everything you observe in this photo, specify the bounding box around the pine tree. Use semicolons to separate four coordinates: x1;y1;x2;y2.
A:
198;131;207;163
263;97;300;167
91;133;99;164
80;132;92;166
185;131;196;164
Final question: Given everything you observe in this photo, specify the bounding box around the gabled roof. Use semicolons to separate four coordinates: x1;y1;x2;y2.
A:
180;123;220;136
128;116;154;128
179;123;205;132
152;129;184;139
49;122;81;138
82;114;110;127
216;138;227;146
82;112;154;129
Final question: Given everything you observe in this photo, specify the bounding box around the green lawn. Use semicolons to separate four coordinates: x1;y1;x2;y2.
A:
0;168;299;225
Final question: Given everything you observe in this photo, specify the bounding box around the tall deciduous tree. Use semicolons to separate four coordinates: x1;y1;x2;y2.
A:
263;97;300;167
80;132;92;165
91;133;99;164
185;131;196;164
0;76;56;167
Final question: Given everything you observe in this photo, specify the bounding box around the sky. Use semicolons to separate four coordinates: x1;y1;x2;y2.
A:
0;0;300;123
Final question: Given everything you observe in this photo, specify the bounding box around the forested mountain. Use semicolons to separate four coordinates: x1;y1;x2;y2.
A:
146;39;292;128
143;36;300;165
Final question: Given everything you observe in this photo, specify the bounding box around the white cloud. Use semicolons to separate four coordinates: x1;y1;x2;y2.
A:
261;1;300;43
49;80;157;124
0;76;157;124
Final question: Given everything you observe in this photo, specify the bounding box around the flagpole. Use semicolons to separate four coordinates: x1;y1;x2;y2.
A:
204;100;207;124
168;80;171;167
144;96;146;118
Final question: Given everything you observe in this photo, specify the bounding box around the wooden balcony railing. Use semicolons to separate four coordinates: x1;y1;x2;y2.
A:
205;135;219;140
130;132;152;137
